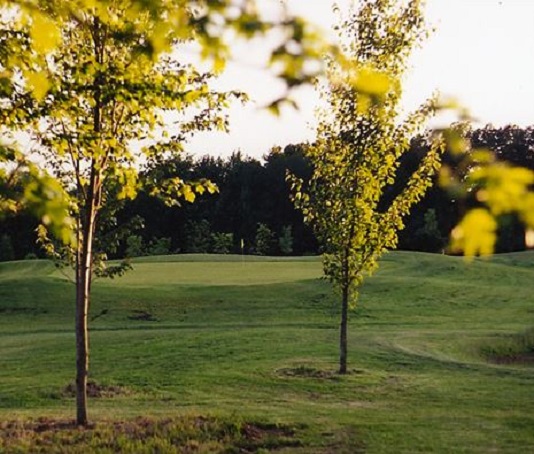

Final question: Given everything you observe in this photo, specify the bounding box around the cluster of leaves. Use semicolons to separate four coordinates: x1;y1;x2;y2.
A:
291;0;443;305
440;126;534;257
1;0;337;111
0;145;72;242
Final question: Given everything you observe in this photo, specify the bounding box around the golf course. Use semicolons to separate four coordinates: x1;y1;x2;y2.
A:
1;252;533;452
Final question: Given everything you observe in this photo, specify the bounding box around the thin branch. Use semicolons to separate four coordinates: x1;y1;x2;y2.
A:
60;119;87;203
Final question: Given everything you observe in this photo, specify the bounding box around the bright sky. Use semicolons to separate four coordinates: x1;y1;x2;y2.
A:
187;0;534;159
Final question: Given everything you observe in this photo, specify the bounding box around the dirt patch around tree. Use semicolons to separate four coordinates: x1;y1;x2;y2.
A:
62;380;131;398
277;365;366;380
490;352;534;365
277;365;339;379
127;310;158;321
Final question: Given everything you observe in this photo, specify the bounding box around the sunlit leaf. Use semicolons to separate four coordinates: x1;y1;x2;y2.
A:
26;71;50;100
353;65;391;98
30;13;61;53
451;208;497;258
182;186;196;203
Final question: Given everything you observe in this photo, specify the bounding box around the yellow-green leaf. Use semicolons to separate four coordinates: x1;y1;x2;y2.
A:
353;65;391;98
451;208;497;258
26;71;50;101
182;186;196;203
30;13;61;53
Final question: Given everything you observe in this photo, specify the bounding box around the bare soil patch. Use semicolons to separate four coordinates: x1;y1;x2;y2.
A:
128;309;158;321
62;380;130;398
277;365;339;379
490;352;534;365
277;365;365;380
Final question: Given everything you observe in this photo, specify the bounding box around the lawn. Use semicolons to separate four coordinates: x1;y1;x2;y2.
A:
1;252;533;453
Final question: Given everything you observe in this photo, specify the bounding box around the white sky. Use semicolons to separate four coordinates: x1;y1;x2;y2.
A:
186;0;534;159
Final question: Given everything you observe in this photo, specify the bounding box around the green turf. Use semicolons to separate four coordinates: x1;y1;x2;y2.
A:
1;252;533;452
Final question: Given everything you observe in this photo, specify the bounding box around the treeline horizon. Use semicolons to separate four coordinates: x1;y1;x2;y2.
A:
1;123;532;261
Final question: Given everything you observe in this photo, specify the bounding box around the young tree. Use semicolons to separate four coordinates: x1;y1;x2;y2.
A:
278;225;294;255
291;0;442;374
146;237;172;256
254;223;274;256
211;232;233;254
0;8;338;427
125;234;145;258
3;0;333;425
0;4;238;425
184;219;212;253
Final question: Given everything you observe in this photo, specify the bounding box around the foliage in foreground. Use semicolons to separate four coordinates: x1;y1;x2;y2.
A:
442;124;534;257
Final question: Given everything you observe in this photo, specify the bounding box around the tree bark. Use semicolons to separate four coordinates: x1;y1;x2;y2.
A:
74;159;100;426
75;203;96;426
339;245;351;375
74;15;104;426
339;282;349;374
75;266;89;426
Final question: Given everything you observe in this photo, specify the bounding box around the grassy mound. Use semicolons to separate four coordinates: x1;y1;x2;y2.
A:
1;251;534;452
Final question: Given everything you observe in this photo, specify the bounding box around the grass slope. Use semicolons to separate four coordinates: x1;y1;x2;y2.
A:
1;252;533;453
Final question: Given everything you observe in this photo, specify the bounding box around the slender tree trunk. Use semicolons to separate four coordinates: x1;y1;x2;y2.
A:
74;15;104;426
339;282;349;374
75;260;89;426
339;245;351;374
75;204;96;426
75;159;99;425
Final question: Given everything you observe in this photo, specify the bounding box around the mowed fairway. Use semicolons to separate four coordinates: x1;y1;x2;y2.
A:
1;252;534;452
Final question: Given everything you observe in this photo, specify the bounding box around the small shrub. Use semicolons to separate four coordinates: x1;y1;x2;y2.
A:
147;237;171;256
125;234;145;257
278;225;293;255
211;232;233;254
254;223;274;256
184;220;212;253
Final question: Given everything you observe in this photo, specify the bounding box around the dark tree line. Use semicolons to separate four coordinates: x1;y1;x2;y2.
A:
2;124;534;261
114;145;318;257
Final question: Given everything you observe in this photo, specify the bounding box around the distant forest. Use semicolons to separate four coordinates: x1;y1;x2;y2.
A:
1;124;533;261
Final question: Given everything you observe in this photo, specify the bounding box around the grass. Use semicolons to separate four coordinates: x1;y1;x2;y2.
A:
0;417;303;453
1;251;534;452
479;327;534;363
